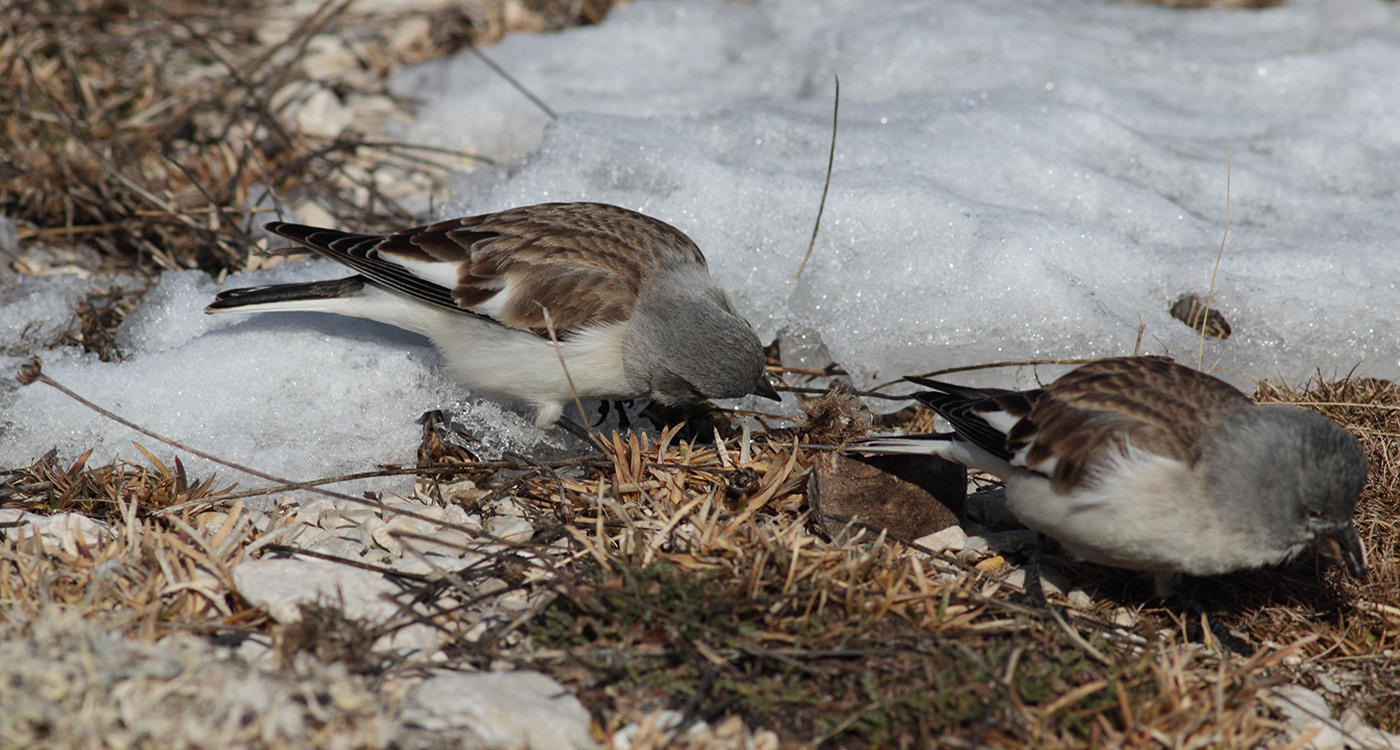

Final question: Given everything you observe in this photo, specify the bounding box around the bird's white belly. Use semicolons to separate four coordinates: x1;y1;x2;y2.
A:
427;315;634;405
1004;449;1287;576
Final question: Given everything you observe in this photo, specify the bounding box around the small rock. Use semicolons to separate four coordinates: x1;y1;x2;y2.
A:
291;200;336;230
241;508;276;534
1040;565;1071;596
232;557;438;654
614;710;685;750
333;500;378;525
1351;727;1400;750
358;516;387;552
810;451;966;540
442;504;482;532
958;533;991;560
494;589;531;613
300;34;358;80
302;530;368;560
386;15;433;63
383;501;445;522
915;525;967;554
1271;684;1345;750
1003;564;1069;597
293;497;336;527
1066;587;1093;609
486;515;534;543
0;510;112;554
401;529;472;559
372;512;439;556
975;555;1007;574
397;671;595;750
294;85;354;138
387;554;453;577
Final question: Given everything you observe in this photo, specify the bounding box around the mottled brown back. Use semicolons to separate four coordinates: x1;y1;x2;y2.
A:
1011;357;1251;491
268;202;707;338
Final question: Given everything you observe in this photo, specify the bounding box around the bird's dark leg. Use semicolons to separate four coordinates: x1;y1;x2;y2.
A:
1177;578;1254;656
592;399;635;431
593;399;613;426
1014;532;1053;609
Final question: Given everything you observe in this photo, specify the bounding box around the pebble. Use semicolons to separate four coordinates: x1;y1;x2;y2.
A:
371;512;439;556
1272;685;1346;750
957;533;992;562
442;504;482;532
397;671;595;750
302;531;367;560
232;557;439;654
1002;564;1069;597
386;15;433;63
0;510;111;554
915;524;966;554
487;515;535;543
293;497;336;527
1066;587;1094;610
300;34;359;80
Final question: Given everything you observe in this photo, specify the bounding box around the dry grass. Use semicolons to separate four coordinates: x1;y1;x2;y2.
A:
1;0;613;279
0;474;263;641
7;374;1395;747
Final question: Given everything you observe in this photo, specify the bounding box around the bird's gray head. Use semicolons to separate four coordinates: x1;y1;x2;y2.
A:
1208;403;1369;578
625;266;778;406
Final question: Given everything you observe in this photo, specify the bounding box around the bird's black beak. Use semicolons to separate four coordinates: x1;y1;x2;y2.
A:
754;376;782;402
1321;523;1368;579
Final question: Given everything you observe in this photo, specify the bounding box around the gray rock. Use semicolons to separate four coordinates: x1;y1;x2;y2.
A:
232;557;438;654
397;671;595;750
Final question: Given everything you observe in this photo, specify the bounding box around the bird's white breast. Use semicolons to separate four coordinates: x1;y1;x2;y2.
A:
1005;445;1295;575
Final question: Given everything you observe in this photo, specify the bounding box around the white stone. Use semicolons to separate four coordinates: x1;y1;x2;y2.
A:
1350;727;1400;750
372;512;439;556
1066;588;1094;610
397;671;595;750
386;15;433;62
613;710;686;750
0;510;111;554
442;504;482;532
914;525;966;555
957;534;992;562
357;515;387;552
300;34;358;80
294;496;336;527
231;557;439;654
400;529;472;559
332;499;378;525
1271;685;1345;750
383;501;445;522
293;85;354;139
486;515;534;543
302;530;368;559
1003;564;1069;598
386;554;445;577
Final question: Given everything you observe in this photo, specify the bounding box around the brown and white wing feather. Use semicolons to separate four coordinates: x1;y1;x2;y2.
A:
266;202;706;338
1010;357;1252;492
